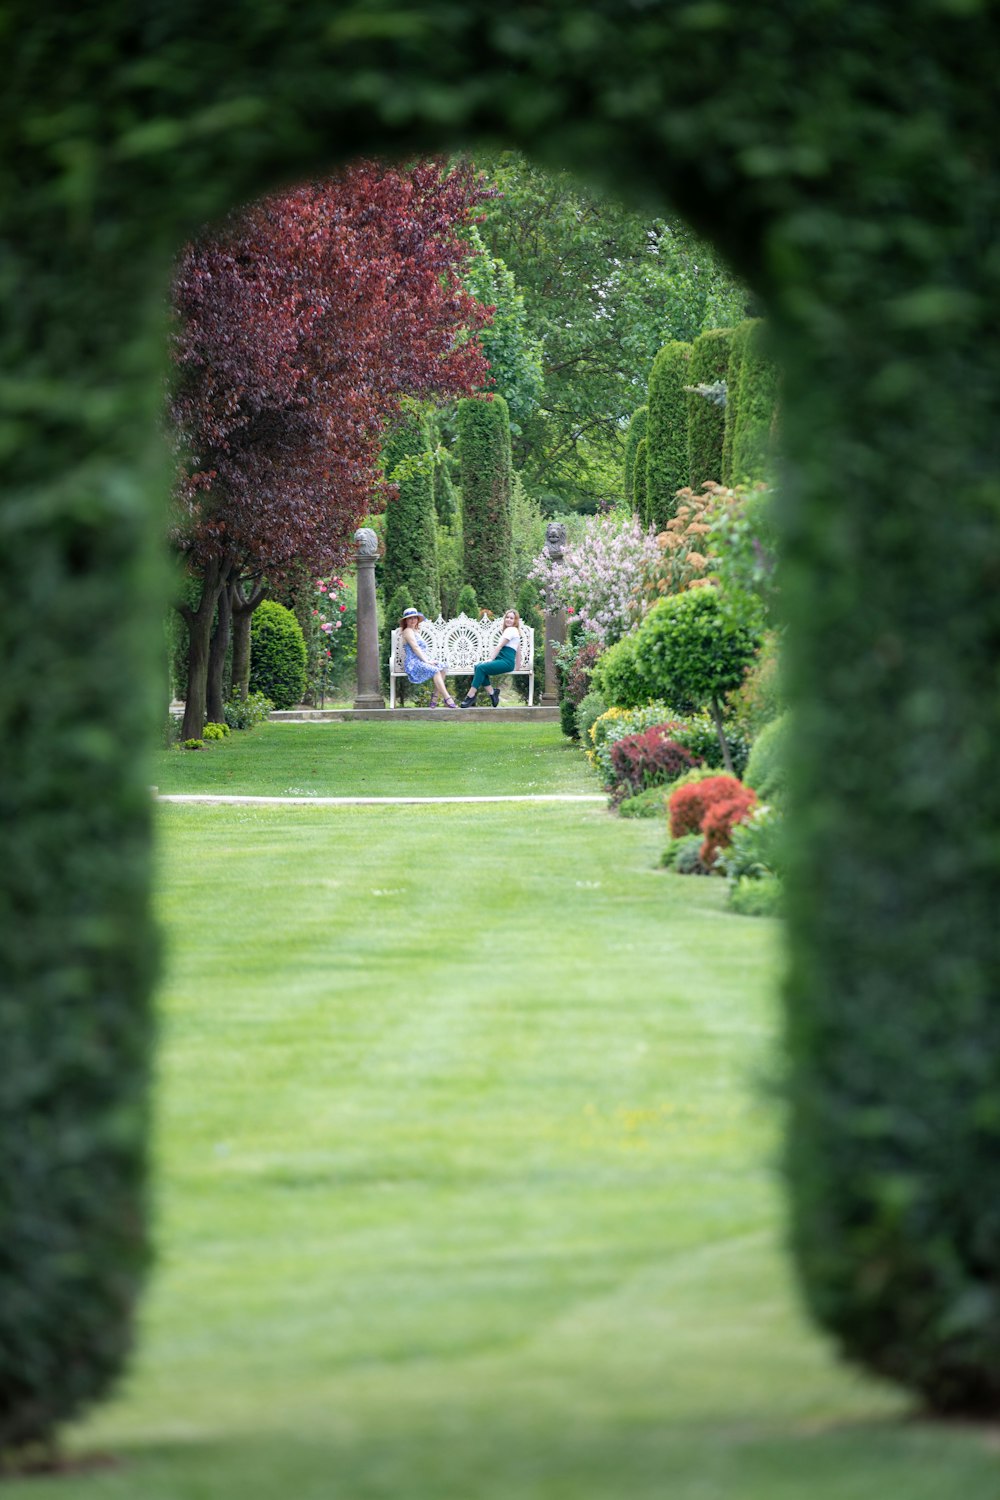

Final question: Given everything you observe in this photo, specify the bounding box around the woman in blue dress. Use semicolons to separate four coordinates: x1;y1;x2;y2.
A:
400;608;457;707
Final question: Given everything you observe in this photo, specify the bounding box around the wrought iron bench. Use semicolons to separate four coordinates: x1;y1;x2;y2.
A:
387;612;536;708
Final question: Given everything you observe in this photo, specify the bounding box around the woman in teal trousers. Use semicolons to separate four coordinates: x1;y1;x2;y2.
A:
460;609;521;708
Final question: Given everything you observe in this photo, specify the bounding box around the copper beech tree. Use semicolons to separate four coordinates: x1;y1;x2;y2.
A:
170;158;493;738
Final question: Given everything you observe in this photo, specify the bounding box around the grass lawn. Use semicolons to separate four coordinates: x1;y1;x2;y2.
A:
154;720;594;797
19;725;997;1497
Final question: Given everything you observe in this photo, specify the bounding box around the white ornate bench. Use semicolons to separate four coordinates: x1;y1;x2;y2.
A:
387;612;535;708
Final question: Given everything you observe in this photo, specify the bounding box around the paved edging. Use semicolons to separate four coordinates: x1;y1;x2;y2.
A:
156;793;605;806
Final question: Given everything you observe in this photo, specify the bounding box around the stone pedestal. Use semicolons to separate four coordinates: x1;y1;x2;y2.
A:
353;528;385;710
540;606;566;707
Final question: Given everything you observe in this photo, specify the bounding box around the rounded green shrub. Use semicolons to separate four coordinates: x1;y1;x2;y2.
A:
729;873;782;917
591;632;649;709
224;691;273;730
249;601;308;711
575;689;608;745
202;721;228;740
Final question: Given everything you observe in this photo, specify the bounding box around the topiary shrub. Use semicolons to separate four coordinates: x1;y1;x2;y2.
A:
382;406;441;617
633;434;650;526
249;600;308;710
721;319;751;485
591;631;649;710
575;689;607;746
744;711;789;806
646;340;692;529
730;319;780;484
687;327;733;490
632;587;762;771
559;696;578;739
624;404;648;510
609;727;701;798
459;395;513;613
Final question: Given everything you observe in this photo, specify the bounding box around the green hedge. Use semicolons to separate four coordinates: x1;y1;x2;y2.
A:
721;320;751;485
646;341;692;528
459;395;514;613
249;601;307;710
9;0;1000;1442
624;403;647;510
382;408;440;618
730;319;780;484
687;327;733;490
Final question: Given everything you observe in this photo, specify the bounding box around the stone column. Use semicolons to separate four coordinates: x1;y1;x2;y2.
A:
540;607;566;706
353;527;384;710
539;520;568;707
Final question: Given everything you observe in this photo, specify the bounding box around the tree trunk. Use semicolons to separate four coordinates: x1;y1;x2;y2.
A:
206;570;233;725
708;693;733;775
179;561;225;740
230;577;266;700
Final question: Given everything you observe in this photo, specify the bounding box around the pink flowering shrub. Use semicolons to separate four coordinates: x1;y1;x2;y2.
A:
530;510;660;645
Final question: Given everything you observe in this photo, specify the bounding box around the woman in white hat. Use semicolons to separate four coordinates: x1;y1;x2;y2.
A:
399;607;457;708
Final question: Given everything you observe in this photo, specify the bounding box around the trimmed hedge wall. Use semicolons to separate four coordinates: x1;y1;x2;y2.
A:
458;395;513;613
730;318;780;484
646;340;692;529
623;403;647;510
687;327;733;490
8;0;1000;1446
721;319;750;485
382;409;441;618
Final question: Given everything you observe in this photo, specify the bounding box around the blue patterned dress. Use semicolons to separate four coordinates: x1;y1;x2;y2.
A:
404;638;444;684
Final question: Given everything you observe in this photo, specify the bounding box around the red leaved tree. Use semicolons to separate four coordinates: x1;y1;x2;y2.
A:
170;159;493;737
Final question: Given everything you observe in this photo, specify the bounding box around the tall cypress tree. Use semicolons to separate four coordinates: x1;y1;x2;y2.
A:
382;406;440;618
624;403;648;510
458;395;514;612
646;340;692;528
730;319;780;484
721;320;752;484
633;435;650;528
687;327;733;490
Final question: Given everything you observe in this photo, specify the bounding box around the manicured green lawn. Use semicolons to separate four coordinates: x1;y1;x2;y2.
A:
154;720;594;797
21;726;996;1497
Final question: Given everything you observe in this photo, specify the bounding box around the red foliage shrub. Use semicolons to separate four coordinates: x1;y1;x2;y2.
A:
668;773;757;865
610;726;701;796
700;786;758;866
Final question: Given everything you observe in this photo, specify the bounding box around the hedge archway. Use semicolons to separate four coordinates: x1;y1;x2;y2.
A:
4;1;1000;1446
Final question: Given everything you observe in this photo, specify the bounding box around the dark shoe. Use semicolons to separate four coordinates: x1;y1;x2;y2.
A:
488;687;500;708
459;694;477;708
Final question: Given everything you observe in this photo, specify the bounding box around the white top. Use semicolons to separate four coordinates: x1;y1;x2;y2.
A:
499;626;521;649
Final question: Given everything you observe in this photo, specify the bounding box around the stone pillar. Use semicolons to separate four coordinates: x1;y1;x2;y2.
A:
539;520;568;707
353;527;384;710
540;606;566;707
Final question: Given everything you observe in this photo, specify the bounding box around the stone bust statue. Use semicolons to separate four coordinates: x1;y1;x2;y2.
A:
354;526;379;559
544;521;567;561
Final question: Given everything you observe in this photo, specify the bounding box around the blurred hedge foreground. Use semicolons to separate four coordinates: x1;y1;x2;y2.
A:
3;0;1000;1453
